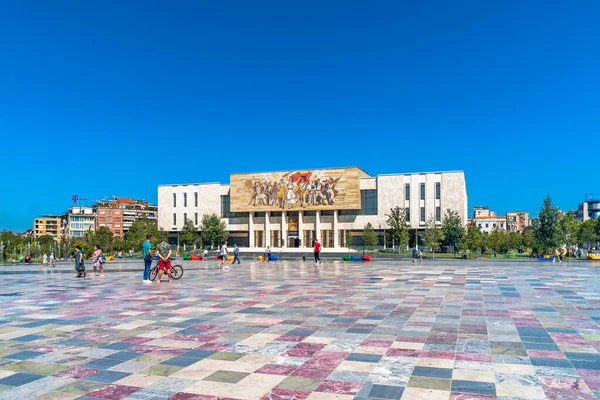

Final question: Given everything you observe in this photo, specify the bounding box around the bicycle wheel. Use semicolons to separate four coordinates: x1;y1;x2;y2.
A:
149;267;158;281
171;265;184;280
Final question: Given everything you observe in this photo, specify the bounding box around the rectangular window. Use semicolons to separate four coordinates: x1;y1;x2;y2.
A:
173;213;177;225
420;207;425;222
420;183;425;200
360;190;378;215
406;207;410;222
339;209;359;216
173;193;176;207
195;192;198;207
254;212;266;217
435;183;441;200
270;211;282;217
405;184;410;201
304;211;316;217
220;195;247;218
435;206;441;222
184;193;187;207
320;210;334;216
184;212;187;222
221;195;230;217
195;213;198;225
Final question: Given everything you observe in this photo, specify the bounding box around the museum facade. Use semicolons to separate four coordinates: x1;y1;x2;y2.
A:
158;167;467;249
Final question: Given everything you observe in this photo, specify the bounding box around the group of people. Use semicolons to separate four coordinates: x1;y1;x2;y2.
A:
42;253;56;267
74;244;106;278
142;234;173;283
412;247;424;263
71;235;326;282
216;241;241;268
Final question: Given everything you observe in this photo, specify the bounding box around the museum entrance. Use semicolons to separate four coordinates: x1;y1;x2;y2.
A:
287;236;300;248
287;213;300;247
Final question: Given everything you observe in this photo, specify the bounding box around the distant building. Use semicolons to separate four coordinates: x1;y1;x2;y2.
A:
473;215;507;234
64;206;96;238
96;207;125;236
33;215;62;240
473;206;496;218
576;197;600;221
506;211;529;233
93;197;157;234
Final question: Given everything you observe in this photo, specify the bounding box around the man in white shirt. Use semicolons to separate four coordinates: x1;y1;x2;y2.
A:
42;254;48;266
219;241;229;269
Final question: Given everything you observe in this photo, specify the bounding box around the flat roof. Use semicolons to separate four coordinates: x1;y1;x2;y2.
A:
158;182;225;187
159;167;463;187
376;169;464;176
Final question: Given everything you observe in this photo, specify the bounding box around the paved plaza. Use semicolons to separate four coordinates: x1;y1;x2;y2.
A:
2;259;600;400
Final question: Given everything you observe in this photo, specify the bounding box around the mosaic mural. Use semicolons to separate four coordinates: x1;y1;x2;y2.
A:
230;167;361;212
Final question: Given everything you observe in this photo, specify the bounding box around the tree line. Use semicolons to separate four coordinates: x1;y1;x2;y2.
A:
0;213;229;261
380;197;600;257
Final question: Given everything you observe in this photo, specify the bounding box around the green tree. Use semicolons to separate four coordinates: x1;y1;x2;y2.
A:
534;197;562;255
579;220;597;249
488;226;506;253
125;218;168;251
522;226;536;251
559;211;581;257
464;223;482;255
180;218;199;251
70;239;87;255
386;206;409;253
36;235;56;256
363;223;378;247
345;230;353;249
423;216;445;257
442;209;466;253
112;236;125;252
200;213;228;250
94;227;114;251
504;232;523;253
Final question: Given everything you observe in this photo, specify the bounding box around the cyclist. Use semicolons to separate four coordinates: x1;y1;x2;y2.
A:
156;238;173;283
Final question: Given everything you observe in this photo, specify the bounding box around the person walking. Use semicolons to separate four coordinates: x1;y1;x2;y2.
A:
264;245;271;263
49;253;55;267
412;247;418;263
74;245;85;277
42;253;48;266
143;234;153;283
419;249;423;263
156;238;172;283
314;239;321;265
91;245;105;276
219;241;229;269
232;244;241;264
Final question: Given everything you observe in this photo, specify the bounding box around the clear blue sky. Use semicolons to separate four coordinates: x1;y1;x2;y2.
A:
1;1;598;231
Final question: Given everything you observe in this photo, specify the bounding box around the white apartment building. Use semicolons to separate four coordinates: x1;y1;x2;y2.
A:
473;216;507;234
158;167;468;249
64;206;96;238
